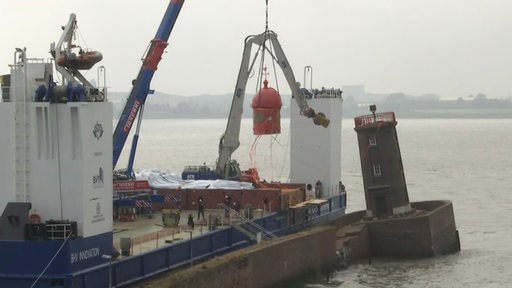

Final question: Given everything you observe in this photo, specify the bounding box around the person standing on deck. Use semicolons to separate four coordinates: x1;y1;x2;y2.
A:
223;193;231;217
188;213;195;229
198;196;205;221
234;198;241;216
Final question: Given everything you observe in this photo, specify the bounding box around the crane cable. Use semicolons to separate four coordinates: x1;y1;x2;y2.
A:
265;0;269;31
248;0;287;180
259;0;270;92
248;0;270;170
264;0;280;93
264;0;285;180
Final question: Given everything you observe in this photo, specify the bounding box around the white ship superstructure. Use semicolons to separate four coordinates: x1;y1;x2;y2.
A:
0;49;113;238
290;88;344;198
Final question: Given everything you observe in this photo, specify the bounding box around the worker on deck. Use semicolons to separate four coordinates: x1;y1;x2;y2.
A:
198;196;205;221
188;213;195;229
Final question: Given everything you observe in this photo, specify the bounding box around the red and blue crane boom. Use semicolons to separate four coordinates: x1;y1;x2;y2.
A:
113;0;185;176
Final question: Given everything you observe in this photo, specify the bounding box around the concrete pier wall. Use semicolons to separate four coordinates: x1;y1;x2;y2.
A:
411;200;460;255
134;200;459;287
140;225;338;288
368;200;460;257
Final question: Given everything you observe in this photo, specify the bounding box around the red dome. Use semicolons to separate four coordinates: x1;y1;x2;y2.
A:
251;80;282;109
251;80;282;135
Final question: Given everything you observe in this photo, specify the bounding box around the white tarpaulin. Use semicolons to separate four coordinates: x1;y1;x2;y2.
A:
135;169;255;190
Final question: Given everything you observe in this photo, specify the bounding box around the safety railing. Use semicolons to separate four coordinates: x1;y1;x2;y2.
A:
354;111;396;128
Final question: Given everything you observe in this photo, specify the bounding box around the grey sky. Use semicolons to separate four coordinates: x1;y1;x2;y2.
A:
2;0;511;99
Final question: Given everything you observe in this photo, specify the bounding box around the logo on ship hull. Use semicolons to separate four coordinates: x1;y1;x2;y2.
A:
93;121;104;140
92;201;105;224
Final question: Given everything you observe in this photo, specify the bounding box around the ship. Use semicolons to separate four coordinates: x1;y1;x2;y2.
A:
0;0;462;285
0;2;348;287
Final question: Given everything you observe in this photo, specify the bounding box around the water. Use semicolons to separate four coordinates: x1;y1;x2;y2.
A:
118;117;512;287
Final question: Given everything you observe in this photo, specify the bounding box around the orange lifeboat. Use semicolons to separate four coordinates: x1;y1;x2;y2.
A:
251;79;282;135
56;50;103;70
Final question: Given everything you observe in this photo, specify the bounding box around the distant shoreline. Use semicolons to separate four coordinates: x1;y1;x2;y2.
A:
118;111;512;120
109;91;512;120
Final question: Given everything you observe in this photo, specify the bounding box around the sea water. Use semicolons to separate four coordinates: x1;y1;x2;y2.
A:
117;118;512;287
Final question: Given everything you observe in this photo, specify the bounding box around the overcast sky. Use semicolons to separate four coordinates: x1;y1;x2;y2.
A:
2;0;511;99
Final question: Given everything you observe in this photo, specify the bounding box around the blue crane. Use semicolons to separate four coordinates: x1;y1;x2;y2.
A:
113;0;185;177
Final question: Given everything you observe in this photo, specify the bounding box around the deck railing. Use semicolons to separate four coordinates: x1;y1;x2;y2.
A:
354;111;396;128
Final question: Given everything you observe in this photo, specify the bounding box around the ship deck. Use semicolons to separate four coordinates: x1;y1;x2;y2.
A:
112;208;267;257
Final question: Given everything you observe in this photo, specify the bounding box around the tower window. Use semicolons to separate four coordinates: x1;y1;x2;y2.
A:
373;163;382;176
369;136;377;146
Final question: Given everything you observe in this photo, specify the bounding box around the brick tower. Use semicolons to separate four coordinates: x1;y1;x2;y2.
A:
354;105;411;219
